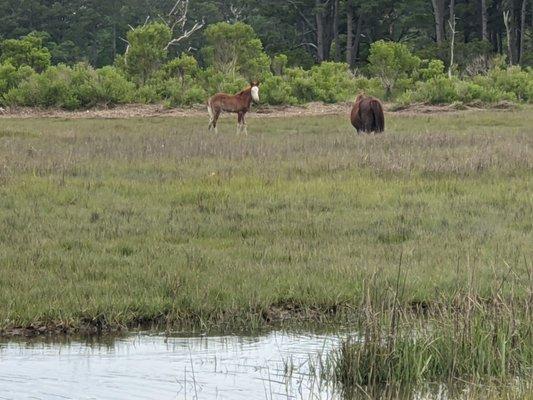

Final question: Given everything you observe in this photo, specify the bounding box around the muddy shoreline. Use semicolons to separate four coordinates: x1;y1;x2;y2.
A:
0;303;344;339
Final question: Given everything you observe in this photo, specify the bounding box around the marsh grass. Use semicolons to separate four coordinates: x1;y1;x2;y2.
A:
331;290;532;389
0;109;531;334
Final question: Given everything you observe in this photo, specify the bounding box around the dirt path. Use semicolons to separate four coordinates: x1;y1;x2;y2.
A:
0;102;490;120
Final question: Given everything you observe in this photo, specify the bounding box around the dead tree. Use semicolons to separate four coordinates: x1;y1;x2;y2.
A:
503;10;513;65
162;0;205;51
448;0;456;77
519;0;528;64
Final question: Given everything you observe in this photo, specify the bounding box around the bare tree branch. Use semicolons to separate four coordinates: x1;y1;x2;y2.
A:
165;20;205;50
160;0;205;50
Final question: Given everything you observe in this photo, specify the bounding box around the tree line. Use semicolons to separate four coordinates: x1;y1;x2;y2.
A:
0;0;531;69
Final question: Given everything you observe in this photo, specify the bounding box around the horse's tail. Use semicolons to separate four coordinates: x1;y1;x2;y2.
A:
370;99;385;133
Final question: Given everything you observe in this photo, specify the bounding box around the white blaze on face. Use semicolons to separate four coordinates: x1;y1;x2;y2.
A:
251;86;260;102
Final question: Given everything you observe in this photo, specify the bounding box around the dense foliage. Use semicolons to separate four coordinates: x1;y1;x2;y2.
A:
0;0;532;109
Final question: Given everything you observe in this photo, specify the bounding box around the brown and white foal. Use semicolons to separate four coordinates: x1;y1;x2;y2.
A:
207;81;260;135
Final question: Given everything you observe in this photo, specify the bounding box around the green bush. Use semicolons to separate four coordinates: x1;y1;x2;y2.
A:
124;23;172;84
285;67;315;103
368;40;421;98
0;62;35;97
4;64;134;109
261;75;296;105
199;67;248;96
352;76;385;99
0;32;51;72
4;64;79;108
135;85;161;104
95;66;135;105
203;22;270;79
161;54;199;80
411;76;458;104
271;54;288;76
309;62;356;103
477;67;533;102
417;59;446;81
163;78;206;107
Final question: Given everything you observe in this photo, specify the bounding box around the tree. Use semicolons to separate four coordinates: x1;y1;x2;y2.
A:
519;0;528;64
0;33;51;72
481;0;489;41
431;0;446;43
203;22;269;78
368;40;421;98
124;23;172;84
448;0;456;77
346;0;363;67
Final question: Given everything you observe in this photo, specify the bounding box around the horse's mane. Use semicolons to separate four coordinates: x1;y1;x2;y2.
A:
236;86;252;96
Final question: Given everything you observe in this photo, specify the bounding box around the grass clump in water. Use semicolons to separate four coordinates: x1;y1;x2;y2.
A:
332;290;532;394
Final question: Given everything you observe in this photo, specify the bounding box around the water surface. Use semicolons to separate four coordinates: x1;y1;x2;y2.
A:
0;331;341;400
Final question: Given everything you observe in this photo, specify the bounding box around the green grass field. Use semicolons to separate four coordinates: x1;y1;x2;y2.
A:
0;108;531;334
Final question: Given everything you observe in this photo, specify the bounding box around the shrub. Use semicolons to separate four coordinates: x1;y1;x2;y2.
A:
95;66;135;105
478;67;533;102
271;54;288;76
4;64;134;109
161;54;199;81
4;64;79;108
417;59;446;81
309;62;356;103
285;67;315;103
352;76;385;99
368;40;421;99
0;62;35;97
124;23;172;84
163;78;206;107
261;75;296;105
0;32;51;72
203;22;270;79
199;67;248;96
135;85;161;104
413;76;458;104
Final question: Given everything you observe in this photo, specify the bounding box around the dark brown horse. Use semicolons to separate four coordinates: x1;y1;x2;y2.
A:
207;81;260;135
350;94;385;134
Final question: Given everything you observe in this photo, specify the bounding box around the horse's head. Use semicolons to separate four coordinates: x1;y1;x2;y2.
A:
250;80;260;102
355;92;366;102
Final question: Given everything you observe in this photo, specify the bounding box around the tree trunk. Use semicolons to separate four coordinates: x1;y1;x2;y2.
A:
346;0;354;65
481;0;488;41
503;10;514;65
431;0;446;43
315;0;325;61
503;0;520;65
112;23;117;61
333;0;340;61
353;13;363;64
519;0;527;63
448;0;456;77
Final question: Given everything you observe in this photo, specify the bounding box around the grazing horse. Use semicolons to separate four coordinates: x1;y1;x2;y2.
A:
207;81;260;135
350;94;385;134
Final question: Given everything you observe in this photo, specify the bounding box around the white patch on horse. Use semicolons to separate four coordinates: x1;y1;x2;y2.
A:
251;86;260;102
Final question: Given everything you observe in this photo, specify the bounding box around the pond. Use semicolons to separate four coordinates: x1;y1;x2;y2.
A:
0;331;343;400
1;331;527;400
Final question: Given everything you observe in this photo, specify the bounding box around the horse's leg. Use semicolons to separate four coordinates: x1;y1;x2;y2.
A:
237;112;244;135
211;109;220;134
242;112;248;135
208;103;213;131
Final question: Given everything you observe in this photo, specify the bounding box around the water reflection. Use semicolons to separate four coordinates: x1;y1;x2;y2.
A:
0;331;342;400
0;332;528;400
